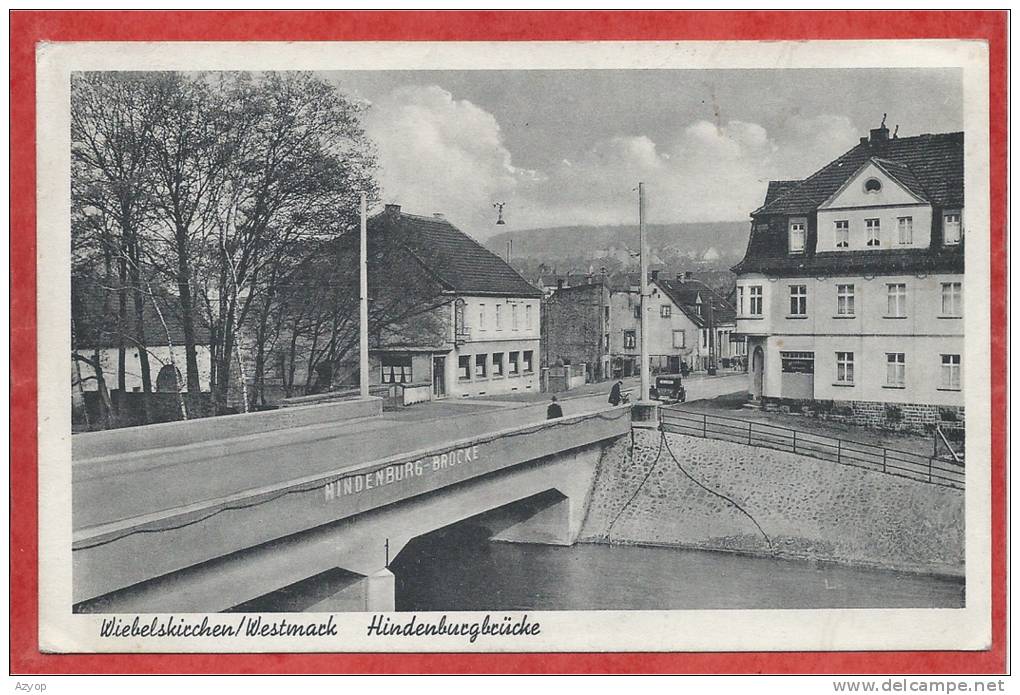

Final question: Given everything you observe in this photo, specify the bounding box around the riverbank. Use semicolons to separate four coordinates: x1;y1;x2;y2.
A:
579;427;965;578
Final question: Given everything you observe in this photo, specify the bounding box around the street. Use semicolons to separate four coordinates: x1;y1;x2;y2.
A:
74;372;746;528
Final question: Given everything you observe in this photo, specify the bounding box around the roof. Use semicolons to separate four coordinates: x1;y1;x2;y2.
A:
732;247;965;278
370;207;543;298
754;132;963;216
764;180;801;206
654;278;736;327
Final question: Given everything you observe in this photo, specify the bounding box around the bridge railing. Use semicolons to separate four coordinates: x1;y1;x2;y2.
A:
659;408;964;489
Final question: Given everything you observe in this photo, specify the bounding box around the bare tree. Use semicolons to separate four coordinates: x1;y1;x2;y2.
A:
71;72;165;423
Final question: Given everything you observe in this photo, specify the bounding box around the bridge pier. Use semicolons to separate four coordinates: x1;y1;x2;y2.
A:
305;567;395;612
491;493;574;546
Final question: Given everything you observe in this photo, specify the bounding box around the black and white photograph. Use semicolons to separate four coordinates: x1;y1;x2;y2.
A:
36;39;991;653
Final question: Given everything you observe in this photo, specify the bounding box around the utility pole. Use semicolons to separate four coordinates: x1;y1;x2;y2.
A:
359;192;369;399
638;182;650;402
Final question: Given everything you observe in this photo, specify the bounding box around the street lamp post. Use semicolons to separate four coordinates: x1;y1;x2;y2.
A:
638;182;650;403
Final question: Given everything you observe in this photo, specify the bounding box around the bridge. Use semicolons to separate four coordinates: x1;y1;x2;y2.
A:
72;396;632;613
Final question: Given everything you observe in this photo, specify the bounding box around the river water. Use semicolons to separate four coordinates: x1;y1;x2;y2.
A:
391;526;964;611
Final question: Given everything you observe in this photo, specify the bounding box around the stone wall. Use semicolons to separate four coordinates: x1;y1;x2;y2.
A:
764;396;965;437
580;427;964;577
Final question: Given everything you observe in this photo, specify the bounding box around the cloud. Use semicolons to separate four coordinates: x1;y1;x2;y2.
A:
364;85;534;231
365;84;860;234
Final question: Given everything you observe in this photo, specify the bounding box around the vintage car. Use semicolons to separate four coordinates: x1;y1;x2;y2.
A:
649;373;686;404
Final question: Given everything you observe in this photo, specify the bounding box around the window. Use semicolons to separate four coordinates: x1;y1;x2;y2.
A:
455;301;466;332
897;216;913;244
701;330;708;349
865;218;881;247
660;305;672;318
623;330;637;349
836;284;855;316
749;286;763;316
495;304;503;330
941;282;962;316
672;329;685;348
836;352;855;385
633;306;641;319
478;304;486;331
781;351;814;374
737;286;745;316
604;306;610;322
886;353;905;387
526;304;533;329
511;304;518;330
864;178;882;193
522;350;534;373
492;353;504;376
508;351;520;375
834;220;849;248
944;212;962;245
603;334;609;350
789;220;806;254
380;355;412;384
458;355;471;380
474;354;487;378
886;283;907;317
789;284;807;316
940;354;961;390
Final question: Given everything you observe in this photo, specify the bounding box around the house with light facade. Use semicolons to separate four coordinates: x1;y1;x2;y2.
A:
368;205;543;400
733;124;964;430
610;272;738;377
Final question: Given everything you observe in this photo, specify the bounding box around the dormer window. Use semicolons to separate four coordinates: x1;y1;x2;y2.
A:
789;219;806;254
944;211;962;245
864;178;882;193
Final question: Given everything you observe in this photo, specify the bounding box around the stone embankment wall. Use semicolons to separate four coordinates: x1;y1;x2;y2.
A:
763;397;965;436
579;428;964;577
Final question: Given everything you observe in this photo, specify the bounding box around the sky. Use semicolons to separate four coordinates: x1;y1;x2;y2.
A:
323;68;963;237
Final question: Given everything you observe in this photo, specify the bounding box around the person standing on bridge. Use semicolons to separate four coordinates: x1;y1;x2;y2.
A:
608;380;624;406
546;395;563;420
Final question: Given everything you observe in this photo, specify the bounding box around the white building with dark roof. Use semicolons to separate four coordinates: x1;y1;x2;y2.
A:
733;124;964;431
369;204;544;399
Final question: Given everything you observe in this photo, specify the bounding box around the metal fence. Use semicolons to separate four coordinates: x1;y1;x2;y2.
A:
659;408;964;489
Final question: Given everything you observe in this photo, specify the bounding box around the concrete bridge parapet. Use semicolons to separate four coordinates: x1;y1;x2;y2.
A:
73;405;632;613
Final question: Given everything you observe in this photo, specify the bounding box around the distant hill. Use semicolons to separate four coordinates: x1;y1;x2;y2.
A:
484;221;750;270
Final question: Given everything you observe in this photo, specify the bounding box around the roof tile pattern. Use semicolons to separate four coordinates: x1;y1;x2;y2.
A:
655;278;736;327
370;209;543;298
755;132;963;216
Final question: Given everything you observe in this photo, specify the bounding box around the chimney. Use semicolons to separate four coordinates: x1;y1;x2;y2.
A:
869;113;889;145
384;203;401;218
650;269;659;281
432;212;445;220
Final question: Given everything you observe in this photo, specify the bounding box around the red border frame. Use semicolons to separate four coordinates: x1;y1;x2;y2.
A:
9;10;1007;675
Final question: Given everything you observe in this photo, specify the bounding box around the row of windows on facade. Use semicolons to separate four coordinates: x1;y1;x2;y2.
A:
620;328;735;351
630;304;710;320
458;351;534;381
787;212;962;253
379;350;536;384
781;351;962;391
455;302;534;333
737;281;962;319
